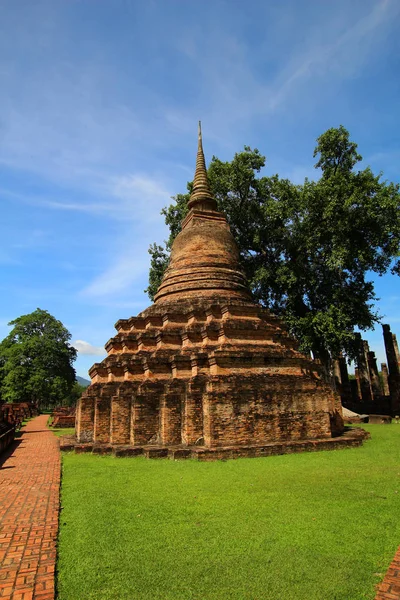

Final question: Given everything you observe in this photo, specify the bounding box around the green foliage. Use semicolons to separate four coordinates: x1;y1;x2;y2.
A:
144;193;190;299
313;124;362;176
144;243;171;301
57;425;400;600
64;382;86;407
147;127;400;363
0;308;77;409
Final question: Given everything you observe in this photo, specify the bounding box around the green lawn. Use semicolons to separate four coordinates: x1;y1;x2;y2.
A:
46;415;75;437
50;427;75;438
57;425;400;600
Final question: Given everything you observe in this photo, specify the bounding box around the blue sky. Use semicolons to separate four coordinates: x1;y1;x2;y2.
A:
1;0;399;377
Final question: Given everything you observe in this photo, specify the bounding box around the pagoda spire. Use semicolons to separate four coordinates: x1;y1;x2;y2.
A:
154;122;251;304
188;121;218;211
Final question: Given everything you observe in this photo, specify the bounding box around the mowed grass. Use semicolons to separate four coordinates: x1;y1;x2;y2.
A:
57;425;400;600
50;427;75;438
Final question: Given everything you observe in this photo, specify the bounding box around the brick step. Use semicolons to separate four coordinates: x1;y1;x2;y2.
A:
60;428;369;461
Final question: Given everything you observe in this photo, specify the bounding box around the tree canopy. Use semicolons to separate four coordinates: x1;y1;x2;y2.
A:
0;308;77;408
147;126;400;366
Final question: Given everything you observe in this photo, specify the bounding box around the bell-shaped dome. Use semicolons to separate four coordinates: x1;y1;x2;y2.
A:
154;124;251;304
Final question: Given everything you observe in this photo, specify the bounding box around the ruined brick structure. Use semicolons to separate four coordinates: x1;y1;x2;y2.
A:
1;403;38;427
74;124;362;459
338;326;400;417
0;421;15;455
51;407;76;428
383;324;400;415
333;355;352;406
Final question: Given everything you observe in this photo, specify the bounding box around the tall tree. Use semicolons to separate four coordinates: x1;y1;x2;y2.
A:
0;308;77;408
146;127;400;367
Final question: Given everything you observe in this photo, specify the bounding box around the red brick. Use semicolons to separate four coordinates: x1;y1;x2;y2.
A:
76;135;350;457
375;546;400;600
0;416;59;600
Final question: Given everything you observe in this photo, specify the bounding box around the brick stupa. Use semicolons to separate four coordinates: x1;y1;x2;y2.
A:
75;125;367;459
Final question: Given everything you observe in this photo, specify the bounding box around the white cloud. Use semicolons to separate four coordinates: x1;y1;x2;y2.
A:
75;173;173;298
109;174;173;221
267;2;394;109
168;0;399;139
2;171;173;223
73;340;106;356
0;0;397;191
81;254;149;298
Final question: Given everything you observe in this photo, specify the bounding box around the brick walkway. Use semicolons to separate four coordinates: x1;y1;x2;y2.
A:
376;546;400;599
0;415;60;600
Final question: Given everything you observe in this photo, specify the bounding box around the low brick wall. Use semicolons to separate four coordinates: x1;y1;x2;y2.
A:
50;406;76;428
0;422;15;454
51;414;75;428
1;403;38;426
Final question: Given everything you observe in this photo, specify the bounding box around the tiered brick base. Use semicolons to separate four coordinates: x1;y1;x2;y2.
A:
64;426;369;460
76;299;345;453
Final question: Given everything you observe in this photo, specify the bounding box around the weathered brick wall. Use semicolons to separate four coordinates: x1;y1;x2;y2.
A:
182;378;205;445
76;133;346;452
160;380;185;445
75;397;95;442
131;383;162;445
76;367;341;448
203;376;332;447
0;421;15;454
94;397;111;443
111;395;131;444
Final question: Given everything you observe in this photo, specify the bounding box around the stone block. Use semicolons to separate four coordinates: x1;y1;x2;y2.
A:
170;448;191;459
92;445;112;455
113;447;144;457
145;448;169;459
369;414;392;424
74;444;94;453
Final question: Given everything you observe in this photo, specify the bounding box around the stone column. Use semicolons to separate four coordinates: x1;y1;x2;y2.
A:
383;325;400;376
393;334;400;367
383;324;400;415
381;363;390;396
355;335;373;403
333;359;342;393
332;356;351;405
354;368;362;401
338;356;352;404
350;379;360;403
367;351;383;400
339;356;350;387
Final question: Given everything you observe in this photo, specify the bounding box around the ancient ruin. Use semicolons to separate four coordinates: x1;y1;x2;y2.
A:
50;406;76;428
334;324;400;418
73;125;368;459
